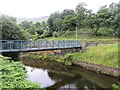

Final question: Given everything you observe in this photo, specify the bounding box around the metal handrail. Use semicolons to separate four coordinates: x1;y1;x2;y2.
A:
0;40;82;53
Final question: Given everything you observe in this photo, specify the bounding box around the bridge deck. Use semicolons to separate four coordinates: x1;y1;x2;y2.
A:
0;40;82;53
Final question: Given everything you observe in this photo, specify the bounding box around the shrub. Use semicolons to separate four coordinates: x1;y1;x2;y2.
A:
36;29;43;35
0;55;41;88
64;53;74;65
112;84;119;90
53;31;58;37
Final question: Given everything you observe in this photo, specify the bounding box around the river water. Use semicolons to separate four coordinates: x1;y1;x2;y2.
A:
21;59;118;90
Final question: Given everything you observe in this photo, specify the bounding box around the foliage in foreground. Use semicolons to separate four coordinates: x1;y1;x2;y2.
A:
112;83;120;90
72;44;118;68
0;55;41;88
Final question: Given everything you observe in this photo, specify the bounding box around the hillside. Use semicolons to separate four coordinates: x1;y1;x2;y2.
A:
16;16;49;24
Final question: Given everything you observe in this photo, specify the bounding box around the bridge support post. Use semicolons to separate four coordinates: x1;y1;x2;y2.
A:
63;41;65;48
52;41;54;49
20;41;22;51
30;40;32;50
38;41;40;49
58;41;60;48
26;41;28;49
46;40;48;49
9;41;12;50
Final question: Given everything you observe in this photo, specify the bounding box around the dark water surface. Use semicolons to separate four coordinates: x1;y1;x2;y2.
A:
21;59;118;90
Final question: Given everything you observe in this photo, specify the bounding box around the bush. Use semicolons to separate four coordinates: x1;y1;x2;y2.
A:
36;29;43;35
98;28;114;36
43;30;52;37
53;31;58;37
64;30;70;36
64;53;74;65
0;55;41;88
20;29;30;40
112;84;119;90
64;53;73;61
40;34;45;39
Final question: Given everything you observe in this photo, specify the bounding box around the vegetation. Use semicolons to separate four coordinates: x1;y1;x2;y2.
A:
0;55;42;88
0;1;119;89
22;53;74;66
0;15;30;40
47;2;119;38
22;43;118;68
1;2;119;40
47;29;118;42
112;83;120;90
70;44;118;68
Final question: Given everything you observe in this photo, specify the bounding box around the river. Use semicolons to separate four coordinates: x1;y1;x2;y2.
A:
21;59;118;90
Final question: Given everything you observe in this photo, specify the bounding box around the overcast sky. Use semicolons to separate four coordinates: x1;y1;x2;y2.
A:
0;0;119;18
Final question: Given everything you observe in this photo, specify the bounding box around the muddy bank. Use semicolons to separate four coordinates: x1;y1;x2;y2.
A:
73;61;119;78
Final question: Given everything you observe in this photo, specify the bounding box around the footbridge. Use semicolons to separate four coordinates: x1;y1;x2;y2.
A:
0;40;82;53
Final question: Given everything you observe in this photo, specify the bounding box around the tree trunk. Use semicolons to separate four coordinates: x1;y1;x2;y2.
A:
91;29;94;37
94;25;100;36
90;25;94;37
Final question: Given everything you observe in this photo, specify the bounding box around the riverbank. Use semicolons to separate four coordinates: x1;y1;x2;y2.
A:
21;44;119;77
73;61;119;77
19;43;119;89
72;44;119;77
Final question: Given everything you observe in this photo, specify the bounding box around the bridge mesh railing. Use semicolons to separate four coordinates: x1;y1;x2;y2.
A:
0;40;82;52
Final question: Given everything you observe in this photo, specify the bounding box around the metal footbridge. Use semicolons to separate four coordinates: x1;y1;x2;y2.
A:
0;40;82;53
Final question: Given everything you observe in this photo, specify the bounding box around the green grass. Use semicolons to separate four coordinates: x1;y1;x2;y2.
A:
0;55;42;88
71;44;118;68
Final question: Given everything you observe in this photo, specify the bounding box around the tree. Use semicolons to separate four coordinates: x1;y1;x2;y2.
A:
108;2;120;37
19;21;33;30
96;2;120;37
87;13;102;36
47;12;61;35
61;9;75;19
54;18;63;35
63;15;76;31
47;10;75;35
75;2;88;28
0;15;26;40
75;2;87;13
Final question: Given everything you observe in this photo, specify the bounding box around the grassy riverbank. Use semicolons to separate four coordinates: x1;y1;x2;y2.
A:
0;55;42;89
24;44;118;68
72;44;118;68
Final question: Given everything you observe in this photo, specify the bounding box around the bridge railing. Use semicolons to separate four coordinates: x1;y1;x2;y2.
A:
33;40;82;49
0;40;82;52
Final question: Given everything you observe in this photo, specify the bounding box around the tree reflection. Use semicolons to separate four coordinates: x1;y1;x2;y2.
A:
21;59;118;90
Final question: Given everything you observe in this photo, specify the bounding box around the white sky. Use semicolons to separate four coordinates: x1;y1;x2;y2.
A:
0;0;119;18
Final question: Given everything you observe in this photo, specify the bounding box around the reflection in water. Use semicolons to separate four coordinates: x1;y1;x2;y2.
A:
21;59;118;90
26;66;55;88
46;71;101;90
